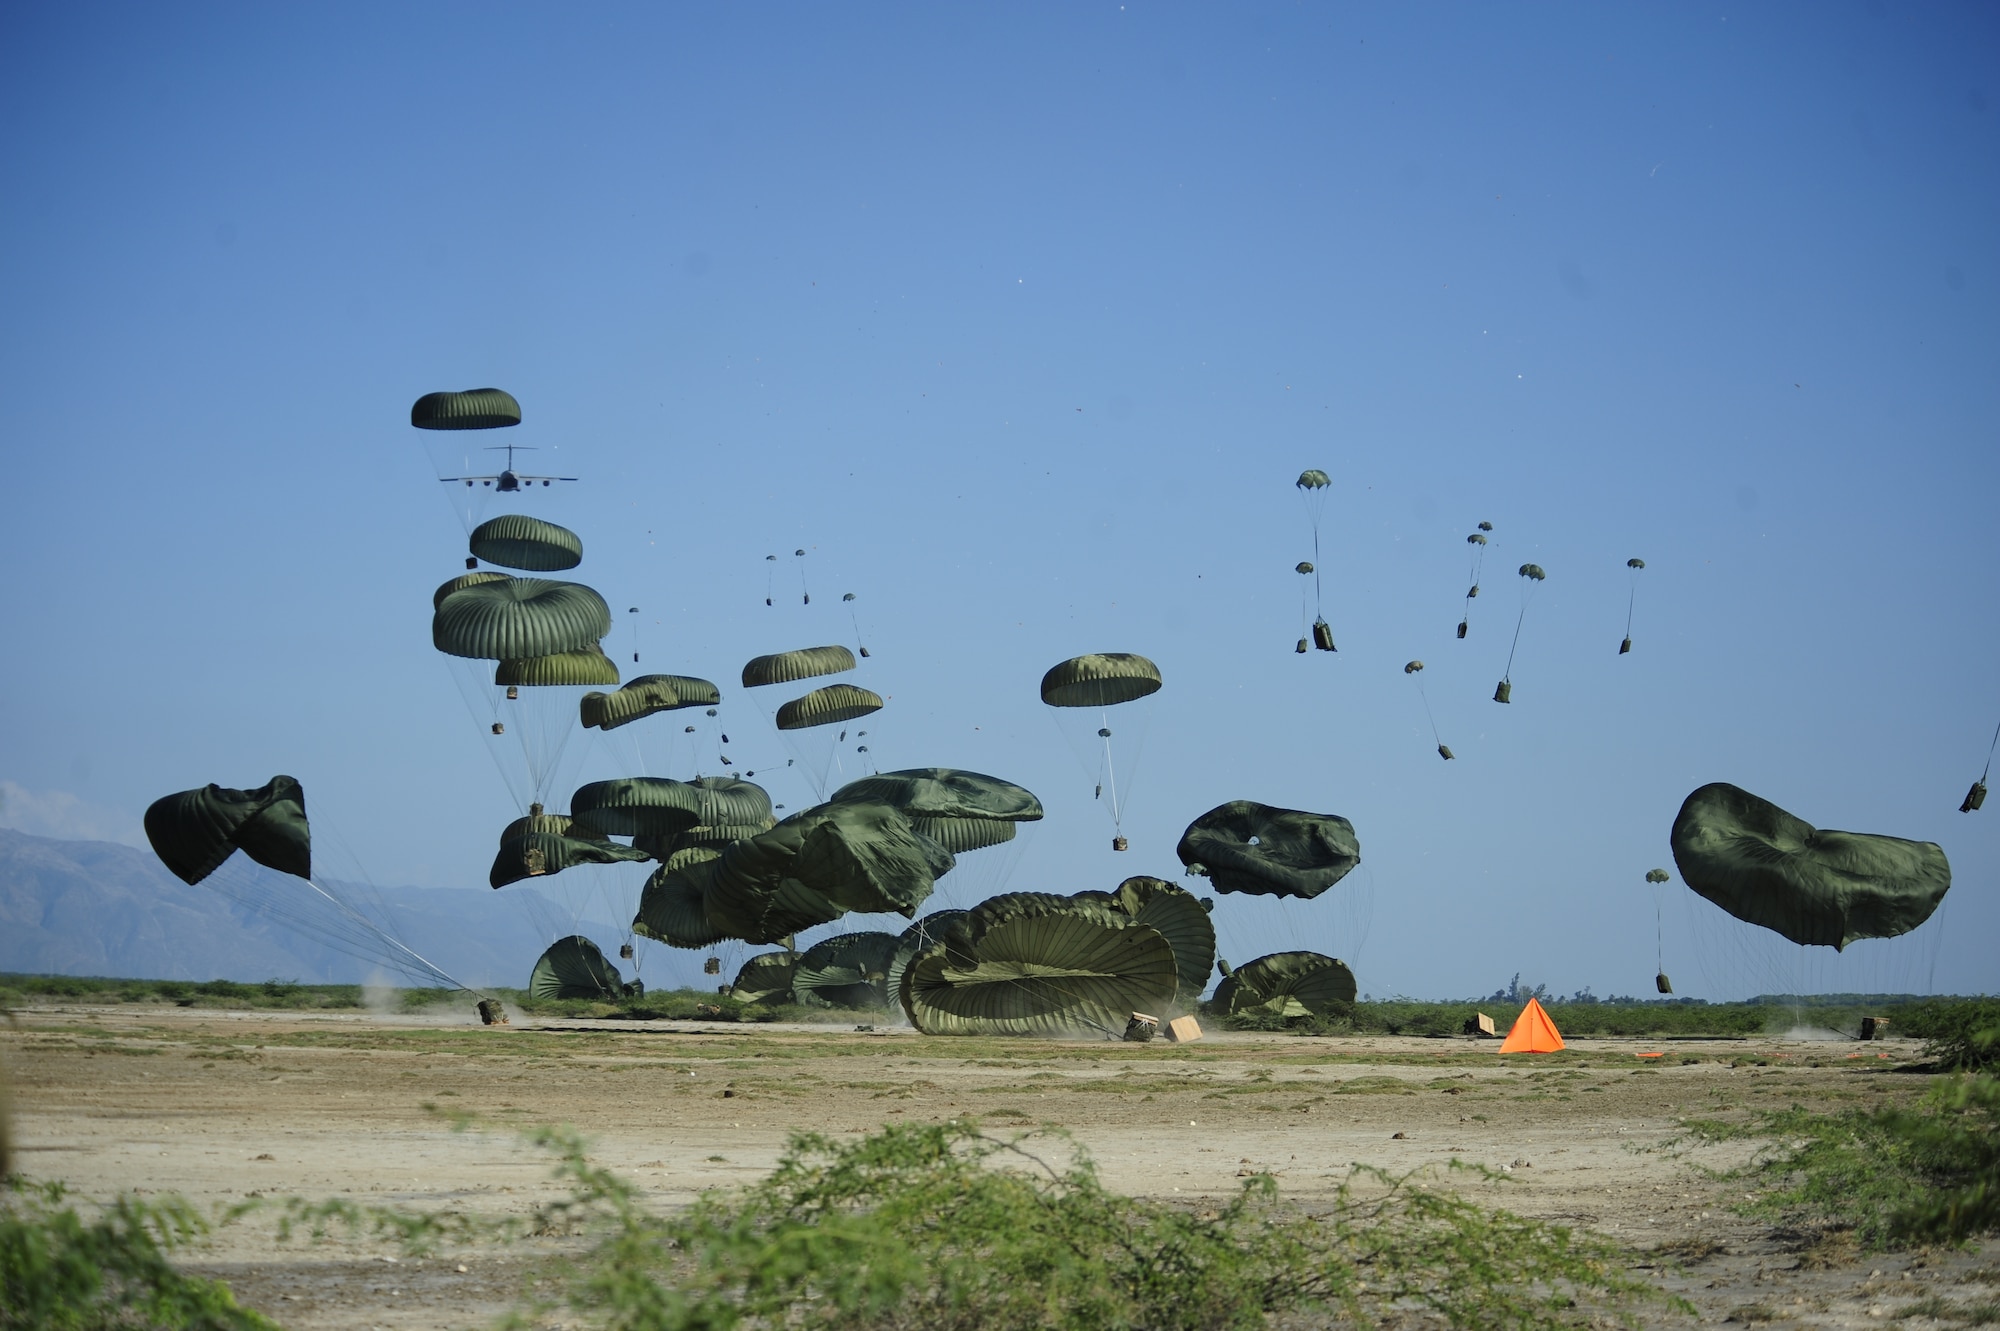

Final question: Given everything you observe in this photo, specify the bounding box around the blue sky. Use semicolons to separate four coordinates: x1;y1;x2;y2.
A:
2;2;1995;1000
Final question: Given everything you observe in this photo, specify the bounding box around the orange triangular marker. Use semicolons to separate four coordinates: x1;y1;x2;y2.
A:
1497;997;1565;1054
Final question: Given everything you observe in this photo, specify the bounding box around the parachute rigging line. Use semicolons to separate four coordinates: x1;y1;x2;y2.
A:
1621;558;1645;654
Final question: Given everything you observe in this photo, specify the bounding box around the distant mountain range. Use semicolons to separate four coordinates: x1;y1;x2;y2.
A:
0;827;602;988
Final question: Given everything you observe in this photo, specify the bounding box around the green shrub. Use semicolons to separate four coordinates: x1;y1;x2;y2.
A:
0;1177;275;1330
1899;999;2000;1071
510;1118;1672;1330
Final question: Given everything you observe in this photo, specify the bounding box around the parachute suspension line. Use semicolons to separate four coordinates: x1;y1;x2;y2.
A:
795;548;810;606
1983;718;2000;783
1625;579;1638;641
1501;575;1540;684
1099;708;1122;831
305;876;466;991
1416;678;1443;748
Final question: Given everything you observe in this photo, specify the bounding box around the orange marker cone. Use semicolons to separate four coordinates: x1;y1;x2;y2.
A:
1497;996;1565;1054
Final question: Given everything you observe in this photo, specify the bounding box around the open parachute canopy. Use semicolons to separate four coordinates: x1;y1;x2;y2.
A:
792;931;900;1009
432;577;611;660
741;645;857;689
469;515;582;573
528;935;638;1001
1296;469;1330;490
489;809;651;889
568;778;706;838
1040;653;1163;708
775;683;883;731
1645;868;1671;884
145;776;311;887
580;675;719;731
411;388;521;430
898;892;1181;1037
1669;782;1951;950
432;570;512;610
1176;800;1361;899
1212;951;1357;1019
494;642;619;687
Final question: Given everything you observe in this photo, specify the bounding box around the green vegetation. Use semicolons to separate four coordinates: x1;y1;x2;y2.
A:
1213;995;1948;1039
1899;998;2000;1071
0;1176;275;1330
510;1118;1671;1331
1689;1002;2000;1250
0;973;453;1012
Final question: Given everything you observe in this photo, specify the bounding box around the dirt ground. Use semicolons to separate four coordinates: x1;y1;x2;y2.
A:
5;1004;1996;1329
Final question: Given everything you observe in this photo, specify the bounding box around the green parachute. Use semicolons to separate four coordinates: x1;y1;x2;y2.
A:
1073;876;1216;1010
730;950;800;1005
741;645;858;689
580;675;720;731
1493;562;1545;704
433;577;611;661
567;778;707;838
145;776;311;886
1402;660;1453;760
1041;653;1163;849
411;388;521;431
898;892;1180;1037
495;642;620;687
776;683;883;731
529;935;639;1000
1211;952;1356;1018
1457;523;1492;639
884;910;970;1006
830;768;1042;883
488;807;652;890
470;515;582;573
1293;470;1335;654
791;931;900;1008
1620;558;1645;654
1175;801;1361;899
1669;783;1951;950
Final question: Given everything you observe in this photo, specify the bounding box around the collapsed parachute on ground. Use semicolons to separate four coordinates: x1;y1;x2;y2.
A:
411;388;521;430
145;776;312;886
433;577;612;660
792;931;899;1008
581;675;720;730
489;808;652;889
1176;801;1361;899
899;892;1179;1037
1211;952;1356;1018
1669;782;1950;950
470;515;582;572
885;910;969;1005
1074;877;1216;1008
528;935;639;1001
731;950;799;1005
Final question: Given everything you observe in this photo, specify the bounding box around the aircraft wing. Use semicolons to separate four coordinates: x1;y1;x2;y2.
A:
513;474;578;483
439;475;500;484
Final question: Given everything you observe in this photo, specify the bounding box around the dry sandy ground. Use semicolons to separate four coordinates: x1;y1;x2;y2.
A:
5;1004;1996;1329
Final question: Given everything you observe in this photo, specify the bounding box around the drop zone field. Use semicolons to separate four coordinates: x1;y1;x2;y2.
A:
7;991;1998;1330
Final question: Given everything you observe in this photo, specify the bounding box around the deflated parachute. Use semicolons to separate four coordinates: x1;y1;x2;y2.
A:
832;768;1044;824
1176;801;1361;899
469;515;582;572
792;931;899;1008
1669;783;1951;950
885;910;969;1005
528;935;638;1000
145;776;311;886
630;849;731;949
1211;951;1356;1018
731;950;800;1005
717;801;951;920
488;808;651;889
899;892;1180;1037
580;675;719;731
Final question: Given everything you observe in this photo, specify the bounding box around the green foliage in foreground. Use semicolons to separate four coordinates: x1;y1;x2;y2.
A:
510;1118;1673;1331
0;1177;275;1331
1689;1028;2000;1249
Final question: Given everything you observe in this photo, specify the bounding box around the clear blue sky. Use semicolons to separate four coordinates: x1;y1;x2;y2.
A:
3;2;1995;1000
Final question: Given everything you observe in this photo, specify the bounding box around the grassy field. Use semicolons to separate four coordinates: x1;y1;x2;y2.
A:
0;971;1964;1039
